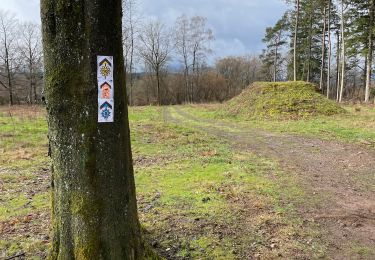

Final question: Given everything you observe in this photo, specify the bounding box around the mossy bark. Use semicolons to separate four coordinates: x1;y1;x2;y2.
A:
41;0;144;259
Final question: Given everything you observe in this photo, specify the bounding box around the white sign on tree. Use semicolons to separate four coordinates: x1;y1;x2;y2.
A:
97;56;114;123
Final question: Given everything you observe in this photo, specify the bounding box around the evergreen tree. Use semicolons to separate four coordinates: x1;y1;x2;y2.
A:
260;13;289;81
267;0;375;102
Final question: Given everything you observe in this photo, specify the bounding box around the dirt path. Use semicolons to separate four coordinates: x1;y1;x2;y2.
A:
164;106;375;259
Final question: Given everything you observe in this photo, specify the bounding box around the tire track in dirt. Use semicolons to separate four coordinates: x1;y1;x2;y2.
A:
164;106;375;259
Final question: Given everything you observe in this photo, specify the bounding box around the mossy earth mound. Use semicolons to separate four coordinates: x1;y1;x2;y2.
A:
225;81;345;119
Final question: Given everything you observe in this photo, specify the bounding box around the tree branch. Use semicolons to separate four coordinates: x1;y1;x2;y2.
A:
0;79;8;89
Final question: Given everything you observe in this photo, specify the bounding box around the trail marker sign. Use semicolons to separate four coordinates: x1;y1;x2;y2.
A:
97;56;114;123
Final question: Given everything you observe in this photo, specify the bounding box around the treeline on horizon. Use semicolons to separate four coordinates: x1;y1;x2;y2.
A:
1;0;374;106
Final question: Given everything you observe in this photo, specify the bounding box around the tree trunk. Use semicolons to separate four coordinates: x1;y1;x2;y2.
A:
336;30;340;101
156;66;161;105
307;11;313;82
353;72;357;99
41;1;145;259
320;6;327;91
6;66;13;105
191;49;197;102
273;33;279;82
339;0;345;103
184;66;189;103
365;0;374;103
293;0;300;81
29;54;34;105
129;35;134;106
33;60;38;103
128;4;135;107
5;47;13;105
327;0;332;99
182;38;190;103
29;77;33;104
146;72;150;104
183;51;190;104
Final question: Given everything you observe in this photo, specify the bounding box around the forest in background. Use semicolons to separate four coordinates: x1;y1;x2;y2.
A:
0;0;374;105
261;0;375;103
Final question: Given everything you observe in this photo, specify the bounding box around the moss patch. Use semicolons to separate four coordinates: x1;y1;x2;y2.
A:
224;81;345;119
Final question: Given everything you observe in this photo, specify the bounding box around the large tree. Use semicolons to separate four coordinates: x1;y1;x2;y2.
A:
41;0;145;258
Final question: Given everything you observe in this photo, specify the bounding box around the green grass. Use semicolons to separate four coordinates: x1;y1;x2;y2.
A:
1;105;327;259
0;106;50;259
351;245;375;257
182;103;375;146
253;112;375;145
130;106;326;259
3;103;374;259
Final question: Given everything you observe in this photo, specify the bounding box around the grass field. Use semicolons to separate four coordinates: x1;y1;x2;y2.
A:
1;104;374;259
183;104;375;146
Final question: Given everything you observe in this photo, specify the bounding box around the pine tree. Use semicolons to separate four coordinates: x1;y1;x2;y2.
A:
260;13;289;82
267;0;374;101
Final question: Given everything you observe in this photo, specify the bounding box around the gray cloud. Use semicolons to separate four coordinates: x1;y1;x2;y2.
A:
0;0;287;57
1;0;40;22
139;0;288;57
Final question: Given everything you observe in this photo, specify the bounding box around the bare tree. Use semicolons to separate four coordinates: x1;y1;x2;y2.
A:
243;55;263;86
189;16;213;102
174;15;213;103
174;15;191;103
122;0;141;106
138;20;171;105
216;55;262;99
216;57;243;98
0;10;19;105
19;22;43;104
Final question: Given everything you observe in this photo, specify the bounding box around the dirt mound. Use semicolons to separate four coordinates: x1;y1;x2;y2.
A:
225;81;345;119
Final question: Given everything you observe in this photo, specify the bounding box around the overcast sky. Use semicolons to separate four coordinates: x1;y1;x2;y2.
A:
1;0;287;58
